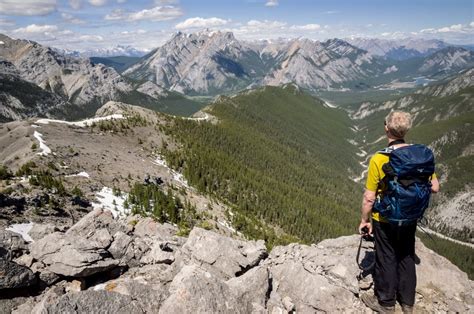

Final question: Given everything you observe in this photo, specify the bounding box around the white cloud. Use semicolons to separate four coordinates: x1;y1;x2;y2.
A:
128;6;183;22
89;0;107;6
69;0;81;9
377;22;474;44
13;24;58;34
154;0;178;4
105;9;126;20
290;24;321;31
79;34;104;42
121;29;147;35
105;6;183;23
61;12;85;24
0;0;57;16
230;20;289;40
246;20;286;28
265;0;278;6
175;17;230;30
420;23;473;34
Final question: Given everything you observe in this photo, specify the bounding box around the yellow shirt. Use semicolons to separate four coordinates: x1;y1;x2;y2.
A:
365;151;436;222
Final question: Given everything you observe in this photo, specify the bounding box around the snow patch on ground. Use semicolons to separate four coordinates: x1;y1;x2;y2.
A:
217;219;242;236
33;131;51;156
66;172;90;178
36;114;123;128
152;155;190;189
92;187;129;218
31;124;40;128
6;222;34;242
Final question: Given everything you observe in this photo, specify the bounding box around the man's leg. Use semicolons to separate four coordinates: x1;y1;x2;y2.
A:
373;220;398;307
396;223;417;306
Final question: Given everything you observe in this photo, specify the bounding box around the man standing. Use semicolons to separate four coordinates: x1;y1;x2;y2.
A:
359;111;439;313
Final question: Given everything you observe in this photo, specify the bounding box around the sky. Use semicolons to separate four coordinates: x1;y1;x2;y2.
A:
0;0;472;52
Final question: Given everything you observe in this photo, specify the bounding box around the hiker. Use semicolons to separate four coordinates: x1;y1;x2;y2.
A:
358;111;439;313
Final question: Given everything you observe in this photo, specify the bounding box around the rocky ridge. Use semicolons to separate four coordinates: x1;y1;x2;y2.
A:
347;38;448;60
1;207;472;313
418;47;474;75
0;34;132;106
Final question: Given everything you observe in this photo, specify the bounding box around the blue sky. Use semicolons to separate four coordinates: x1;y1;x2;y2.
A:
0;0;472;51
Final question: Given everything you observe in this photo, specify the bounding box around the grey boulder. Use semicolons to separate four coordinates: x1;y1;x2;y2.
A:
182;227;268;279
30;229;118;277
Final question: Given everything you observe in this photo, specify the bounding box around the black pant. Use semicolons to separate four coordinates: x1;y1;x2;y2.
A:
373;220;417;307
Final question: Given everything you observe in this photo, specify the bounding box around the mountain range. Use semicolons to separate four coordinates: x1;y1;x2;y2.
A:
347;38;449;60
1;30;473;121
124;31;473;95
55;45;149;58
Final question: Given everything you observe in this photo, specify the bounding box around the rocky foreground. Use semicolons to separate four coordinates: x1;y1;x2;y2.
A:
1;208;472;313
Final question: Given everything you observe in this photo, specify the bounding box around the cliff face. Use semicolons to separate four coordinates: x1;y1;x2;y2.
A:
1;208;472;313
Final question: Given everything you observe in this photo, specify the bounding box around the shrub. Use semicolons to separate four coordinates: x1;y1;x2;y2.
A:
71;186;83;197
15;161;37;177
0;165;13;180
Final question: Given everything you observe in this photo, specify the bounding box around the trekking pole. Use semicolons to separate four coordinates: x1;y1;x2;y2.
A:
356;227;376;277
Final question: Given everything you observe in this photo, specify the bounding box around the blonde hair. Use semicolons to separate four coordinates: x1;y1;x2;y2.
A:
385;111;412;139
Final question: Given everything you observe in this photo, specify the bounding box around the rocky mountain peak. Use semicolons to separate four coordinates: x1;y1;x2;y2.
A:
419;46;474;73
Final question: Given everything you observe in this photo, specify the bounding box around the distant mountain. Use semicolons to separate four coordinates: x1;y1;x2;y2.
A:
347;38;448;60
418;47;474;76
90;56;140;73
56;45;149;58
263;38;385;89
124;31;267;95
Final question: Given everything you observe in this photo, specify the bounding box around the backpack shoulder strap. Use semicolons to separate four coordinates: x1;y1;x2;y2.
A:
378;147;394;155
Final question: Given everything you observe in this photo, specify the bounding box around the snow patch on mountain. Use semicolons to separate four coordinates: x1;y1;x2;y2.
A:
384;65;398;74
92;187;129;218
153;155;190;189
33;131;52;156
37;114;124;127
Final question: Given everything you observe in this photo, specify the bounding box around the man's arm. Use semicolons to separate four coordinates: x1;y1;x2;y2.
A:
431;177;440;193
359;189;376;234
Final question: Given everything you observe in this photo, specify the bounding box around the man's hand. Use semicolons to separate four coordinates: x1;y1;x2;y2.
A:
359;221;372;235
359;189;375;235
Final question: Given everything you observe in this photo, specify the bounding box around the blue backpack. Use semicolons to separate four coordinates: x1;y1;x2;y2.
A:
373;144;435;226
